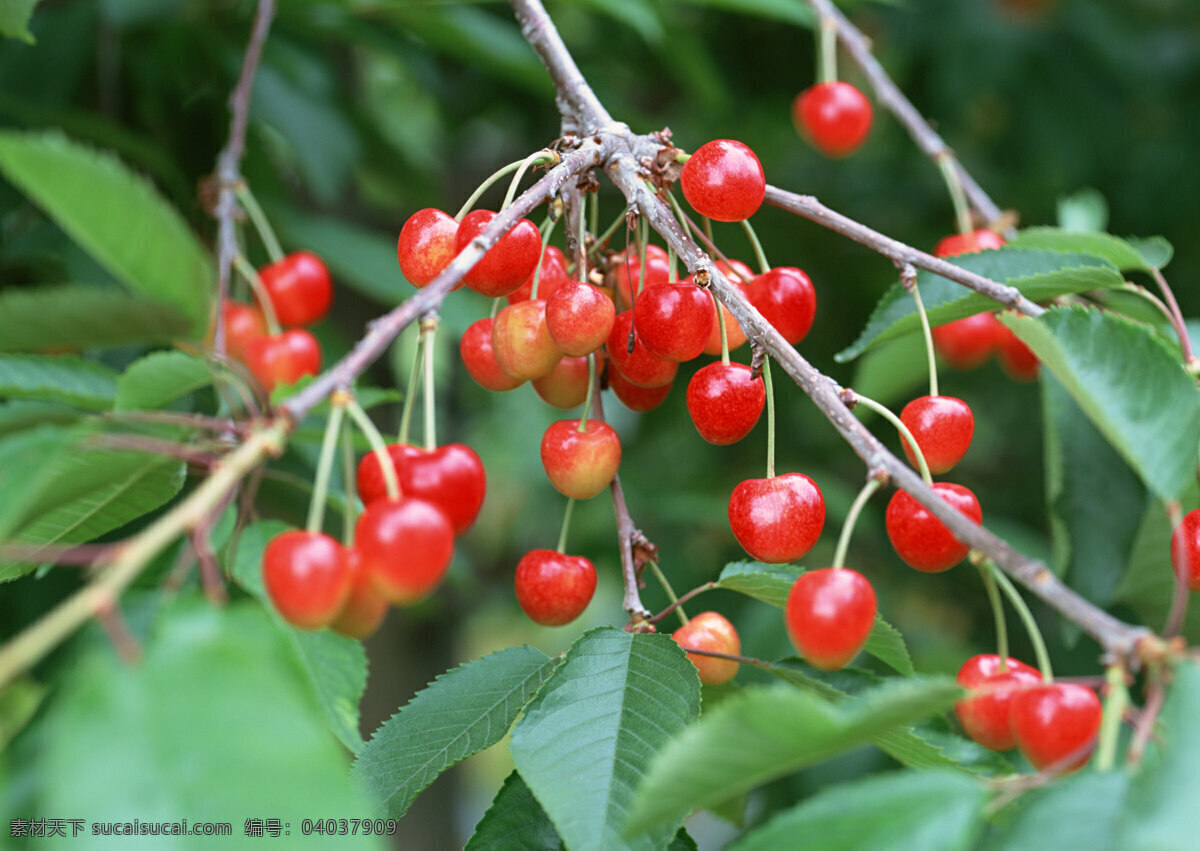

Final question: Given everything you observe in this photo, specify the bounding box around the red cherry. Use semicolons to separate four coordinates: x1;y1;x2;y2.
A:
793;82;873;158
507;245;570;304
728;473;825;564
885;483;982;572
671;611;741;685
785;568;876;670
220;299;266;361
330;547;389;640
514;548;597;626
397;208;460;289
686;362;765;445
745;267;817;345
460;318;524;392
934;229;1006;258
693;260;753;355
258;251;333;327
633;282;715;362
680;139;766;223
611;245;670;310
356;443;486;535
355;497;455;605
1170;508;1200;592
899;396;975;474
453;209;542;298
492;299;562;382
243;329;321;392
540;419;621;500
1009;683;1103;772
262;530;352;630
606;310;678;388
546;279;616;357
954;655;1041;751
931;313;1004;370
996;321;1039;381
533;355;592;409
607;367;672;413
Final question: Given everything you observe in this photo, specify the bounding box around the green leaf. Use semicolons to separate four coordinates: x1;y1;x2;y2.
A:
1127;236;1173;270
1115;494;1200;643
353;646;558;818
466;772;564;851
1055;188;1108;233
39;600;383;848
0;0;40;43
863;618;915;678
1003;306;1200;501
729;770;985;851
116;351;213;411
987;771;1130;851
511;627;701;851
836;249;1123;362
0;285;191;352
0;130;212;335
0;400;83;436
1009;227;1152;273
850;333;930;414
625;677;963;834
0;353;118;410
0;425;74;543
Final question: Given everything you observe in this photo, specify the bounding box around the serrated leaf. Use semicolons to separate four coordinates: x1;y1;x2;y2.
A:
0;0;39;43
0;425;74;544
0;353;118;410
466;772;564;851
862;617;915;677
352;646;558;818
836;249;1123;362
511;627;701;851
116;350;213;411
625;677;963;834
729;770;985;851
1003;306;1200;501
987;772;1130;851
1010;227;1150;273
0;285;191;352
0;130;212;335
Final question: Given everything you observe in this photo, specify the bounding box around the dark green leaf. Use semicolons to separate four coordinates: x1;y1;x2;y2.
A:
511;627;701;851
0;425;75;545
0;353;117;410
0;400;83;436
0;285;191;352
0;0;39;43
1009;227;1150;273
466;772;564;851
115;351;213;411
987;772;1130;851
863;618;915;677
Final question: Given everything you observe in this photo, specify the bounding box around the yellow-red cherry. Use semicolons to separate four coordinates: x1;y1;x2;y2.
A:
793;81;873;158
954;655;1041;752
785;568;876;670
1009;683;1102;772
540;419;621;500
1170;508;1200;592
607;367;672;413
243;329;321;392
262;530;352;631
514;548;597;626
492;299;563;382
460;318;524;392
259;251;333;327
690;259;752;355
885;483;982;572
355;497;455;605
330;547;389;640
507;245;570;304
219;299;267;361
899;396;975;474
728;473;825;564
546;279;616;357
671;611;741;685
680;139;766;223
686;362;765;445
397;208;460;289
611;245;670;310
533;355;592;409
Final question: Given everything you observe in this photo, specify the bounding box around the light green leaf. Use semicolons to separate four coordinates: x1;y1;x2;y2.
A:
466;772;564;851
0;400;83;436
0;353;118;410
729;770;985;851
0;425;75;545
1003;306;1200;501
511;627;701;851
988;772;1130;851
0;0;40;43
0;284;191;352
0;130;212;334
1009;227;1150;273
863;618;915;678
1126;236;1173;270
116;351;213;411
1055;188;1108;233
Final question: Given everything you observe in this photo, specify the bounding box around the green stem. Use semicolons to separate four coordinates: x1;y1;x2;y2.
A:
647;560;688;626
577;353;597;432
590;191;599;241
305;402;346;534
501;150;556;213
979;563;1009;667
530;217;558;301
340;424;357;546
422;319;438;451
232;254;281;335
490;297;502;319
1095;665;1129;772
986;561;1053;682
818;16;838;84
577;196;589;283
714;291;730;366
346;400;400;501
589;208;625;258
455;155;546;222
763;356;776;479
853;394;933;486
908;276;940;398
636;217;649;297
937;154;973;236
555;497;576;554
397;332;424;446
741;219;771;275
235;182;284;263
833;477;883;569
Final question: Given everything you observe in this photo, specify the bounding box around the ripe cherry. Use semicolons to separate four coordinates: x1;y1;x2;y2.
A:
634;282;715;362
533;355;592;409
1009;683;1103;772
785;568;876;670
607;367;672;413
262;530;352;630
220;299;266;361
728;473;825;564
996;322;1039;381
355;497;455;605
492;299;562;382
686;362;765;445
243;329;321;392
330;547;389;640
540;419;621;500
397;208;460;288
899;396;975;474
954;655;1041;751
259;251;333;327
356;443;486;535
671;611;741;685
513;549;597;626
606;310;678;388
691;259;752;355
1170;508;1200;592
793;81;873;158
745;267;817;345
507;245;570;304
931;313;1004;370
460;318;524;392
454;209;542;298
885;483;982;572
934;229;1006;259
680;139;766;223
546;279;616;357
611;245;670;310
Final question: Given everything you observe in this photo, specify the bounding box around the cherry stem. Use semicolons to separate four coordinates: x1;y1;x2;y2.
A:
397;330;424;446
817;14;837;84
555;497;575;554
937;152;974;236
588;208;626;259
455;153;550;222
490;297;502;319
346;399;400;501
421;316;438;451
501;149;558;213
1095;664;1130;772
853;393;933;486
978;561;1010;669
902;264;940;399
234;182;284;263
740;219;771;276
650;581;716;626
683;646;772;670
985;560;1053;682
577;353;597;432
576;195;589;282
715;290;730;366
646;560;688;626
232;253;281;335
340;424;357;546
530;216;558;301
1122;280;1196;368
305;395;347;534
832;475;883;569
763;355;777;479
637;216;649;297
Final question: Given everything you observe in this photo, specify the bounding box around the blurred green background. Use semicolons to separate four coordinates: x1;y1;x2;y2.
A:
1;0;1198;847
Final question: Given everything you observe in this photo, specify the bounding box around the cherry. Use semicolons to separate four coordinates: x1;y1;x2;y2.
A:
686;362;765;445
454;209;542;298
934;229;1006;259
491;299;563;382
1009;683;1103;772
885;483;982;572
1170;508;1200;592
784;568;876;670
996;322;1039;381
793;81;873;158
899;396;975;474
607;367;672;413
397;208;460;289
258;251;333;328
220;299;266;361
460;318;524;392
356;443;486;535
728;473;825;564
330;547;389;640
745;267;817;345
243;329;321;392
680;139;766;223
507;245;570;304
540;419;621;500
671;611;741;685
633;282;715;362
262;530;352;630
690;259;752;355
533;355;595;410
513;548;597;626
546;279;616;357
611;245;670;310
606;310;678;388
355;496;455;605
931;313;1004;370
954;655;1041;751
